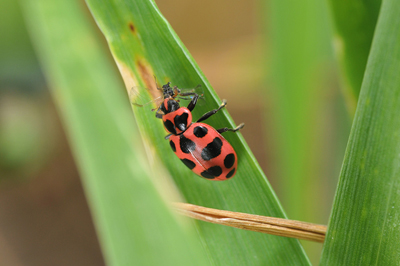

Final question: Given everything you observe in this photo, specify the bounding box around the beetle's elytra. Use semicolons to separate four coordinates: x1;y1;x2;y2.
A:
155;82;244;181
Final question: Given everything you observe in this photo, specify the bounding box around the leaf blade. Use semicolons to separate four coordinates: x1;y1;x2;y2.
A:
85;0;310;264
22;0;210;265
328;0;382;111
321;0;400;263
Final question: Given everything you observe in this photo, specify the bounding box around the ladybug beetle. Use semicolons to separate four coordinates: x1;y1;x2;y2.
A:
155;82;244;180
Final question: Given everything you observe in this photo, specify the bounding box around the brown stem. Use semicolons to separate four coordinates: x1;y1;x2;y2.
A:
173;203;326;243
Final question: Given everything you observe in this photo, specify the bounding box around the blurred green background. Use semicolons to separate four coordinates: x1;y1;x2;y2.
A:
0;0;351;264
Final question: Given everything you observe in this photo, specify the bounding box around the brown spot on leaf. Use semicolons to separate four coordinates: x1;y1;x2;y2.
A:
136;60;160;100
114;58;161;106
128;22;135;33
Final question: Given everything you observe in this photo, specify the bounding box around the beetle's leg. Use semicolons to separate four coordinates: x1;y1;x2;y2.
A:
177;96;192;100
173;86;181;98
155;107;164;119
179;92;196;97
180;84;202;97
196;99;227;123
179;92;199;101
186;93;200;112
165;134;172;139
216;123;244;134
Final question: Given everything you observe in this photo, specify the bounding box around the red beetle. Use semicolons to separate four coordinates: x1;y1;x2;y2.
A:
155;82;244;180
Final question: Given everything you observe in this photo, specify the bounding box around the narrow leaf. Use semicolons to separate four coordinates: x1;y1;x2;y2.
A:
85;0;310;264
321;0;400;264
328;0;382;111
267;0;333;222
22;0;209;265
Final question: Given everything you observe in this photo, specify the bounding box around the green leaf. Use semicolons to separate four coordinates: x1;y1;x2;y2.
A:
266;0;336;262
267;0;333;222
85;0;310;264
328;0;381;112
321;0;400;264
22;0;209;265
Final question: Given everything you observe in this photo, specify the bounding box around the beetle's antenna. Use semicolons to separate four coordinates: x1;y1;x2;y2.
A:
154;75;161;90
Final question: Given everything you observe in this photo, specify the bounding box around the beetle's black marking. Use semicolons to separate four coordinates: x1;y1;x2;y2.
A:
180;135;196;154
174;112;188;131
181;159;196;170
201;137;223;161
201;171;215;179
207;166;222;177
193;126;208;138
224;153;235;168
169;140;176;152
164;119;176;135
161;99;179;114
160;102;167;114
226;168;235;178
167;100;179;113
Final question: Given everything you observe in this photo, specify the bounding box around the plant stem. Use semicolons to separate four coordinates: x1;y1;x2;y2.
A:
174;203;326;243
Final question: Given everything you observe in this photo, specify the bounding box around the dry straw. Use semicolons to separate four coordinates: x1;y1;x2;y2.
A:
174;203;326;243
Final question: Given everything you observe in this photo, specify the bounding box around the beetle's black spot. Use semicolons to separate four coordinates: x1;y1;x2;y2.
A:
201;171;215;179
224;153;235;168
180;135;196;153
164;119;176;134
167;100;180;113
207;166;222;177
193;126;208;138
169;140;176;152
160;102;168;114
181;159;196;170
174;112;188;131
226;168;236;178
201;137;223;161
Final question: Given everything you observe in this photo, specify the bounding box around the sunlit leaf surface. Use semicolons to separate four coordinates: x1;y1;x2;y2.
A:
85;0;310;264
321;0;400;264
